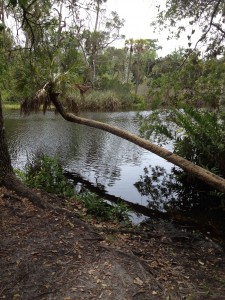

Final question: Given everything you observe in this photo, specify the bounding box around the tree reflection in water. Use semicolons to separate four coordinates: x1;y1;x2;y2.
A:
134;165;225;228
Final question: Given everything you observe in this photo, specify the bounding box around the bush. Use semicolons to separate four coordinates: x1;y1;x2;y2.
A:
17;154;74;197
76;192;131;223
16;154;131;224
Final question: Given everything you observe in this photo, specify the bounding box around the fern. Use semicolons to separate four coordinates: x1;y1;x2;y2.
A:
139;107;225;177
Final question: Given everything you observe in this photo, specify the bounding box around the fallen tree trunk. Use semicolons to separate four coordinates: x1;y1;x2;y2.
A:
49;91;225;194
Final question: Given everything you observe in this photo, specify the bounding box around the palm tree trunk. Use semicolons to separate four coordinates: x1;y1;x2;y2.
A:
49;90;225;194
127;46;132;83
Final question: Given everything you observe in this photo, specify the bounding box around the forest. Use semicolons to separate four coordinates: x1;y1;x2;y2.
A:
0;0;225;299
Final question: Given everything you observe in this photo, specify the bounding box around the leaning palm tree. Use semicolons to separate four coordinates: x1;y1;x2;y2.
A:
20;76;225;194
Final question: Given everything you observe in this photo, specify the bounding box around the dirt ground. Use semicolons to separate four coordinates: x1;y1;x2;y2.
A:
1;186;225;300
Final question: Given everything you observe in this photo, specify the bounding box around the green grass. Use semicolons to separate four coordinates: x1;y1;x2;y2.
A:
2;103;20;110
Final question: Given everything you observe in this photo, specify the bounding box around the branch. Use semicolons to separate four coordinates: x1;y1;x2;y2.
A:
26;0;38;11
21;5;35;49
194;0;222;48
212;22;225;35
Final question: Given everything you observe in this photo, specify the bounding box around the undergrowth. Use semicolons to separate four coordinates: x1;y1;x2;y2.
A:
16;154;75;197
16;154;131;223
75;192;131;223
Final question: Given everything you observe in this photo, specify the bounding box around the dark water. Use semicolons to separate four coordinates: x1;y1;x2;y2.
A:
3;109;225;239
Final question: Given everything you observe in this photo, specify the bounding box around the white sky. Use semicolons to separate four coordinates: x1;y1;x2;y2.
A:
104;0;190;57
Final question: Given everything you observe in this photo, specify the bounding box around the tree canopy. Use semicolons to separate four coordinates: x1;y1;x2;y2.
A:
153;0;225;57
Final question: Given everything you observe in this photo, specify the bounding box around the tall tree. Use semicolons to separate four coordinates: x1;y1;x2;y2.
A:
125;38;134;83
71;3;124;84
130;39;160;95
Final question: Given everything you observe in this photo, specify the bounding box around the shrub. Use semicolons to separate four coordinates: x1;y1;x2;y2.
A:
76;192;131;223
16;155;131;224
17;154;74;197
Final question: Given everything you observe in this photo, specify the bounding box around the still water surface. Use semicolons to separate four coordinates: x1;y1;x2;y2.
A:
4;109;174;210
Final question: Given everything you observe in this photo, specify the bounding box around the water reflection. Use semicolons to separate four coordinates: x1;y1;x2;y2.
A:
134;165;225;234
4;109;174;207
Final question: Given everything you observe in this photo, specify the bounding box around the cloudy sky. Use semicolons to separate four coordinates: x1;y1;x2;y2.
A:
104;0;190;57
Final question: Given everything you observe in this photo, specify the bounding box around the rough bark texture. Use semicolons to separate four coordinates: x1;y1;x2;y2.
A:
0;95;13;184
50;91;225;194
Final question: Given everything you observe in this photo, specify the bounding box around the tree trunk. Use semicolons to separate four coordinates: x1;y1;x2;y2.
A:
127;45;133;83
94;0;100;33
135;53;141;96
49;90;225;194
0;0;5;26
0;95;13;184
0;96;52;208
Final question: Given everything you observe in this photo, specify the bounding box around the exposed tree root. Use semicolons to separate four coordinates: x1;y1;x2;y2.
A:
2;173;98;232
3;174;48;209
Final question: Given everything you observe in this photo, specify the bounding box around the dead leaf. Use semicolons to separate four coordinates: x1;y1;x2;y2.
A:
67;221;74;228
198;260;205;266
133;277;143;286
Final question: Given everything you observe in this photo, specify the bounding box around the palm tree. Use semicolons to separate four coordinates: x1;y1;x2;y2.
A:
17;79;225;194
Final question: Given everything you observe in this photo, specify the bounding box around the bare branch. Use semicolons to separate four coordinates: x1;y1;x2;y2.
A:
212;22;225;35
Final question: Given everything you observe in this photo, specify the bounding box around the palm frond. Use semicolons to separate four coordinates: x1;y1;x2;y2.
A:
20;82;52;115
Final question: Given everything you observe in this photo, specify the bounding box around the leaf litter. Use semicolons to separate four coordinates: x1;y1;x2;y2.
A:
0;186;225;299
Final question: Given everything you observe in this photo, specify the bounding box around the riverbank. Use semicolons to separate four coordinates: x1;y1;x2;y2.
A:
2;90;147;113
1;186;225;299
2;103;20;110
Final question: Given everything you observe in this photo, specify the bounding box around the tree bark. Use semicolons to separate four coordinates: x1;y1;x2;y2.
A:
127;45;133;83
0;95;14;184
0;96;53;208
49;91;225;194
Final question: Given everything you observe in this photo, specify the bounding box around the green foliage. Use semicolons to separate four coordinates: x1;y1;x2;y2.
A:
16;154;74;197
134;163;225;230
147;50;225;109
131;94;146;110
73;89;133;111
98;77;130;94
139;107;225;177
8;0;29;7
76;193;131;223
16;154;131;223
